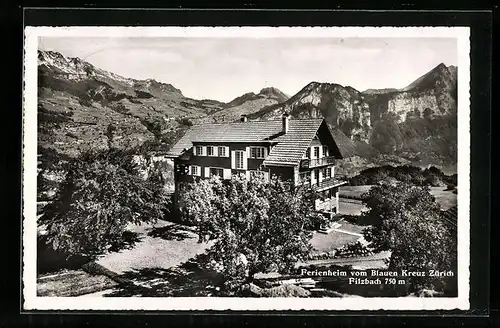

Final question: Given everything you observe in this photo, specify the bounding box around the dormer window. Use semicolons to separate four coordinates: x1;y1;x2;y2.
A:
195;145;203;156
207;146;215;156
314;147;320;158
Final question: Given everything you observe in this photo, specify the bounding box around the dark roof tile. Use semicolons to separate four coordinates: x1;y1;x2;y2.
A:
168;118;327;166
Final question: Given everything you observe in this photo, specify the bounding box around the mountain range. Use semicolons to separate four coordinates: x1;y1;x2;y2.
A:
37;50;457;171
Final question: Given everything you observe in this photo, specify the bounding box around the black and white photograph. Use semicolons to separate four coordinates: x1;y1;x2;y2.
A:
22;26;470;311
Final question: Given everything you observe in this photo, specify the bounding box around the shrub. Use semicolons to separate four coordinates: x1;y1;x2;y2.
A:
178;174;322;290
41;148;171;258
362;181;456;291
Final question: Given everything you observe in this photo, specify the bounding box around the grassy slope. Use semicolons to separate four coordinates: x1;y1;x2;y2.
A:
339;185;457;210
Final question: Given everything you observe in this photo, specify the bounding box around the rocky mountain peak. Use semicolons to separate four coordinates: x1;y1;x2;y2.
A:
258;87;289;102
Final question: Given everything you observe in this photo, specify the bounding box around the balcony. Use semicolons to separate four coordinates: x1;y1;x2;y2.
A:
297;177;347;191
300;155;336;169
314;177;347;191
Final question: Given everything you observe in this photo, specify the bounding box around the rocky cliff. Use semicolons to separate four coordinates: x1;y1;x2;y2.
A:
37;50;457;168
249;63;458;166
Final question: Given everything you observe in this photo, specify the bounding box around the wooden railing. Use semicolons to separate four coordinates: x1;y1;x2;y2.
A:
315;177;346;190
300;155;336;168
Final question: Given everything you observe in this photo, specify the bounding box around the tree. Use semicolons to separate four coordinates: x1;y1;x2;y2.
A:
361;182;456;291
41;147;171;258
178;174;325;292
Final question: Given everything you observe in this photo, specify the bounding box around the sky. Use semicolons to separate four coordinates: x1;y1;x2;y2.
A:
39;37;457;102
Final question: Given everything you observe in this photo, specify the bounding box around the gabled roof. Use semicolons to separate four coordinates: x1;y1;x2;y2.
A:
263;119;323;166
167;118;336;166
167;120;289;156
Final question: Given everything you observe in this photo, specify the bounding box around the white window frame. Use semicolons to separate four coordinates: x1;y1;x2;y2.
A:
314;146;320;159
217;146;226;157
194;145;203;156
250;146;266;159
235;150;245;169
190;165;201;177
206;146;215;157
323;167;331;179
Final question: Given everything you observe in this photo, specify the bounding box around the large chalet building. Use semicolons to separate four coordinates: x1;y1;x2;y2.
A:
166;114;348;214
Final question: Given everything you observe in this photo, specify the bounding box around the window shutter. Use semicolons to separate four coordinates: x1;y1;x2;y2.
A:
310;170;315;183
263;147;268;158
331;166;335;178
243;147;249;170
187;165;192;175
310;147;315;159
204;167;210;178
231;150;236;169
223;168;231;179
224;146;230;157
319;169;323;182
202;146;207;156
192;147;196;156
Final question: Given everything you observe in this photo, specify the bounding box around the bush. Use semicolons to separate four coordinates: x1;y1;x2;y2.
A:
361;181;456;291
176;117;193;127
178;174;320;289
41;148;171;258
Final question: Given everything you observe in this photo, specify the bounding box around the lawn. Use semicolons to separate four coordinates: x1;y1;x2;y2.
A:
429;186;457;210
338;199;368;216
337;221;367;235
339;185;457;210
339;185;373;200
96;220;214;275
310;230;361;254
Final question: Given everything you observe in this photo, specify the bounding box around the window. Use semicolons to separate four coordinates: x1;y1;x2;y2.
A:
322;146;328;157
235;151;244;169
314;147;320;158
323;167;331;178
315;169;320;181
218;146;226;157
209;167;224;177
306;148;311;158
195;146;203;156
250;147;266;159
190;165;201;176
207;146;215;156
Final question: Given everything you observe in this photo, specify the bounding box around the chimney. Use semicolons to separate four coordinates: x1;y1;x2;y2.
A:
241;115;248;123
282;113;290;134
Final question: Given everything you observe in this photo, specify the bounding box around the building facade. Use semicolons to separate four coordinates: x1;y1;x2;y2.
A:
166;114;347;214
